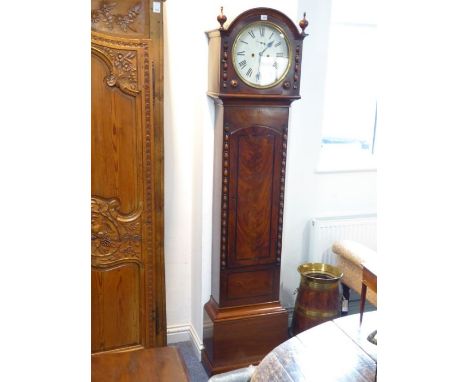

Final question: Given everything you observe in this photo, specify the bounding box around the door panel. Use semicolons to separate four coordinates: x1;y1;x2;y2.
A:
91;264;141;351
227;124;283;268
235;132;275;262
91;53;141;213
91;0;165;354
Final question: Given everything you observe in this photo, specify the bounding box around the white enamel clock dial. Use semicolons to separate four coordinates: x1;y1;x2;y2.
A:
232;21;291;88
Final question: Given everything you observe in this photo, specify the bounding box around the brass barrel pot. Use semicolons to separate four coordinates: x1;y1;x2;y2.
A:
291;263;343;335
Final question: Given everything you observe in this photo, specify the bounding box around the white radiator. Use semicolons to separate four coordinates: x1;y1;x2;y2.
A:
309;215;377;265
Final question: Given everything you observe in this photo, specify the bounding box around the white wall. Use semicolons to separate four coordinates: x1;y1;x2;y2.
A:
164;0;376;346
280;0;377;308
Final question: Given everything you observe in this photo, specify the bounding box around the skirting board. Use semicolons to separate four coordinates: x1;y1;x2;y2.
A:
167;324;204;361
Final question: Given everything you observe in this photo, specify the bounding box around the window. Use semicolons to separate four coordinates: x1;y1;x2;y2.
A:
317;0;377;172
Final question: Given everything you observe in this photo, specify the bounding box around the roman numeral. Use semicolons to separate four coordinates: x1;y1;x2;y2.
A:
274;41;281;47
273;61;278;69
246;68;253;77
248;30;255;38
276;52;284;57
256;72;261;82
259;27;265;37
238;60;247;69
240;40;248;45
269;32;274;40
237;51;246;56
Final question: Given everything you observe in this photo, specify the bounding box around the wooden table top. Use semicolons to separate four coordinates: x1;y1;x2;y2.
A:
91;346;189;382
251;312;377;382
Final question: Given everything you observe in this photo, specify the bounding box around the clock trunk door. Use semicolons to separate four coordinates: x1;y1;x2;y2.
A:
217;105;289;307
227;131;282;267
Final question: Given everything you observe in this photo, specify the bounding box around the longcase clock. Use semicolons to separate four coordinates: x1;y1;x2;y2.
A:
202;7;308;375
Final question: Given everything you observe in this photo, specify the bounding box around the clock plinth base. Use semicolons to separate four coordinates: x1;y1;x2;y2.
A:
201;297;289;376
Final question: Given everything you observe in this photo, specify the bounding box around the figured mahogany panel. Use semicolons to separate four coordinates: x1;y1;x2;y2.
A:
221;266;280;306
225;107;288;270
235;133;275;261
91;264;142;352
226;269;274;300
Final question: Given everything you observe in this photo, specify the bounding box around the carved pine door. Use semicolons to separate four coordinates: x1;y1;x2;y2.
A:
91;0;166;353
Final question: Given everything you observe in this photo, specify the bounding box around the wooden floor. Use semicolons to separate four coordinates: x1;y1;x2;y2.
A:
92;346;189;382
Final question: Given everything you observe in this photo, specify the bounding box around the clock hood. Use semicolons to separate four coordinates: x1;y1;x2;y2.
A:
206;7;308;99
223;7;306;41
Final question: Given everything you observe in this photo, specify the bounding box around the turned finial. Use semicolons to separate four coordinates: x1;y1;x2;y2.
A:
217;6;227;30
299;12;309;35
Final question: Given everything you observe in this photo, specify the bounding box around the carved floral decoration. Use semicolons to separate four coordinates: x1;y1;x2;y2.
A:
91;197;142;267
101;46;138;93
91;2;142;33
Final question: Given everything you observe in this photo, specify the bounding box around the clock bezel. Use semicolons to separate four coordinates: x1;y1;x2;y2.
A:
231;20;292;89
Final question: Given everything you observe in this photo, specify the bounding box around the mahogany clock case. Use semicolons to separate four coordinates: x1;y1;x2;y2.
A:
206;7;307;308
203;7;307;375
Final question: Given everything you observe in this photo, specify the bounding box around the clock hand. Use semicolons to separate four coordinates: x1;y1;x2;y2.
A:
256;40;275;82
256;41;275;83
257;52;262;78
256;50;263;83
259;40;274;56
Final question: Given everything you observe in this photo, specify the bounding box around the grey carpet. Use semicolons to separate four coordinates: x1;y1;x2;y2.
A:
175;341;209;382
347;288;377;315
